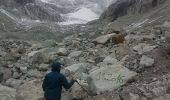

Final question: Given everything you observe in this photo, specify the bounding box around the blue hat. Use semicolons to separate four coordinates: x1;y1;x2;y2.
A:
51;62;63;72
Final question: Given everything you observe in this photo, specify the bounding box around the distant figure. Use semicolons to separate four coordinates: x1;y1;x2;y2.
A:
42;62;76;100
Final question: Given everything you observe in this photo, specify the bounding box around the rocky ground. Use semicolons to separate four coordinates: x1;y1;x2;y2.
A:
0;19;170;100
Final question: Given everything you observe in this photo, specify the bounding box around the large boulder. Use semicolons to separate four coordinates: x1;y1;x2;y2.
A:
140;55;154;68
0;84;16;100
92;33;116;44
89;64;137;93
57;48;68;56
133;43;157;54
16;79;44;100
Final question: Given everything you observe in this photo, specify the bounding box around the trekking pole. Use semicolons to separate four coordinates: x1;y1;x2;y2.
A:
75;80;89;93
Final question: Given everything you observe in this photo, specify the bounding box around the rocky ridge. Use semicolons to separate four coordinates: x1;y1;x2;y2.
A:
0;19;170;100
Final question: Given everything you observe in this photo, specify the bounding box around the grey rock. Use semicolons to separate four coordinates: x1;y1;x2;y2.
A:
133;43;157;54
92;33;116;44
89;64;137;93
103;56;118;65
19;67;27;74
26;70;42;78
57;48;68;56
140;55;154;68
6;78;23;88
12;72;21;79
0;84;16;100
68;51;82;58
16;79;44;100
39;64;49;71
151;87;166;97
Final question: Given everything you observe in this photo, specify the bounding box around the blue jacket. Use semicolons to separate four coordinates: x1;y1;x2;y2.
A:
42;62;75;100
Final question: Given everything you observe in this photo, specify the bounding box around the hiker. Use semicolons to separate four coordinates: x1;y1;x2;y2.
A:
42;61;76;100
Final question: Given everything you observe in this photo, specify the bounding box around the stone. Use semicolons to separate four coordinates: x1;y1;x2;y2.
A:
6;78;23;88
165;31;170;43
89;64;137;93
39;64;49;71
151;87;166;97
92;33;116;44
19;67;27;74
140;55;154;68
133;43;157;54
26;70;42;78
16;79;44;100
57;48;68;56
103;56;118;65
68;51;82;58
0;84;16;100
65;63;91;79
129;93;140;100
12;72;21;79
32;52;50;64
2;68;12;81
153;94;170;100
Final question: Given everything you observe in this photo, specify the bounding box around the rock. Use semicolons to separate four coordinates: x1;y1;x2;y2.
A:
115;44;130;59
57;48;68;56
65;63;91;79
12;72;21;79
94;57;105;64
6;78;23;88
129;93;140;100
19;67;28;74
151;87;166;97
16;79;44;100
2;68;12;81
32;52;50;64
140;55;154;68
89;64;137;93
68;51;82;58
103;56;118;65
133;43;157;54
39;64;49;71
26;70;42;78
92;33;116;44
165;31;170;43
0;84;16;100
153;94;170;100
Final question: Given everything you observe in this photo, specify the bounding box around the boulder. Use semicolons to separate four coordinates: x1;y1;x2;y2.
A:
6;78;23;88
103;56;118;65
89;64;137;93
19;67;28;74
165;31;170;43
68;51;82;58
39;64;49;71
153;94;170;100
32;52;50;64
57;48;68;56
0;84;16;100
16;79;44;100
65;63;91;79
140;55;154;68
92;33;116;44
26;70;42;78
133;43;157;54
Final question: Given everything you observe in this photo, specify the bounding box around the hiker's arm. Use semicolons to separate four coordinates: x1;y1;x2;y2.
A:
61;75;75;89
42;76;47;91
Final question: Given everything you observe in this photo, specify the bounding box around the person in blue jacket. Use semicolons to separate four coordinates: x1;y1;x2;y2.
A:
42;61;76;100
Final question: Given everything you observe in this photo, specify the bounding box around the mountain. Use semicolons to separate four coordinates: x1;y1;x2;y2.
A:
100;0;166;22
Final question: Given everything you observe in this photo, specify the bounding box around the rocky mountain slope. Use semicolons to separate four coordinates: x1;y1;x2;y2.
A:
0;0;170;100
100;0;166;22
